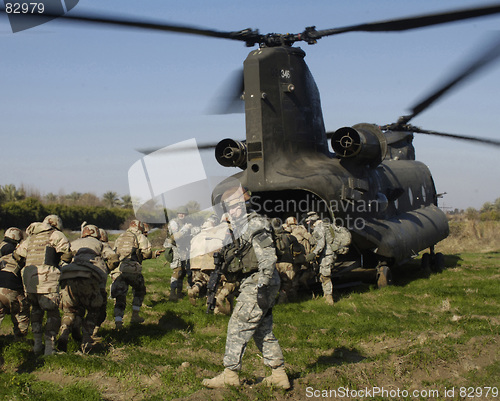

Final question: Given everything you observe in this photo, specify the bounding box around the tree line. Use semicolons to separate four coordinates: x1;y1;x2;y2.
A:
447;197;500;221
0;185;134;230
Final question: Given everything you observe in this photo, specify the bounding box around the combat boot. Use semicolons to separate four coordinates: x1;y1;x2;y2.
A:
188;285;199;306
262;366;291;390
324;294;334;306
131;310;145;324
202;368;240;388
115;318;123;330
44;335;56;356
33;333;44;354
81;331;94;354
57;325;70;352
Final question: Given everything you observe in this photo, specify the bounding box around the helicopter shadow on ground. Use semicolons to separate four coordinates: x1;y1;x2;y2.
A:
293;253;463;303
390;253;462;288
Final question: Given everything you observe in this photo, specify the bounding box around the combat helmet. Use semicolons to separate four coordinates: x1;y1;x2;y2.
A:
81;224;101;239
43;214;63;230
129;219;145;233
176;206;189;215
4;227;23;242
285;216;298;225
304;211;320;223
99;228;109;242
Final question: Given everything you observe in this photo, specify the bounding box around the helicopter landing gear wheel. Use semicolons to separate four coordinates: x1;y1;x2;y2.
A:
431;252;445;273
376;264;392;288
421;252;431;275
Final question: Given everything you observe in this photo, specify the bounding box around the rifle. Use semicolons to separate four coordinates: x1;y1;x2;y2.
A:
206;251;224;314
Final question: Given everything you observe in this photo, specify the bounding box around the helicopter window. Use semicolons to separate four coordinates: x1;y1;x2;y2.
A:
421;186;427;203
408;188;414;206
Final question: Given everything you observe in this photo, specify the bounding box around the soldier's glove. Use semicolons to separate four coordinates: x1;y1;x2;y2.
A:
257;284;270;311
164;248;174;263
305;253;317;263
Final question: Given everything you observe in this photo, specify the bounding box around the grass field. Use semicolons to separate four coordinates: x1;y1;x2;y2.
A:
0;229;499;400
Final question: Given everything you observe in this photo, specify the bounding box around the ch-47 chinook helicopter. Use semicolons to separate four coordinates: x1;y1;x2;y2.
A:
5;4;500;287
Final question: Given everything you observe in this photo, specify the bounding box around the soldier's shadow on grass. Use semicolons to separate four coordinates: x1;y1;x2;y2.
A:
303;346;366;377
98;311;193;348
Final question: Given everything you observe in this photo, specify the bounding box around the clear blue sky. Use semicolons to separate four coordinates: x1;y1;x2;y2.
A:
1;0;499;210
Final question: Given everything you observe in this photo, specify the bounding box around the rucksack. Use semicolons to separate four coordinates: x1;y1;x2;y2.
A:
324;221;351;254
272;228;306;264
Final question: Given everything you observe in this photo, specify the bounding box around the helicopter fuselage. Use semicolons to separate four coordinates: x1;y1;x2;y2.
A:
213;44;449;268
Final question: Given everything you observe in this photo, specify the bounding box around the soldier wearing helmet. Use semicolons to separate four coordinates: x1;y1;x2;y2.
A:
1;227;23;256
13;215;71;355
111;219;152;329
202;184;290;390
304;211;335;306
0;228;29;338
57;224;119;352
93;228;113;337
165;206;199;301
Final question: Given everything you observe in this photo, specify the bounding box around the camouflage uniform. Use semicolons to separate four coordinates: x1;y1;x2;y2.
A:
188;219;226;306
204;204;286;390
283;219;315;293
166;209;198;300
0;253;30;337
58;229;118;351
111;221;152;328
14;217;71;354
307;214;335;305
95;229;115;331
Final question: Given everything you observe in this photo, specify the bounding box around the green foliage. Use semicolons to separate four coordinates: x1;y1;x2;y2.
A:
0;252;499;399
0;198;134;230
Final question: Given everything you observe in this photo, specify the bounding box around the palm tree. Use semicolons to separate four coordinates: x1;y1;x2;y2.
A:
102;191;120;208
121;195;133;209
0;184;25;202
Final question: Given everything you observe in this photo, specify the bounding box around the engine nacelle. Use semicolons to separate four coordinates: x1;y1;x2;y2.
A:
215;138;247;169
331;123;387;167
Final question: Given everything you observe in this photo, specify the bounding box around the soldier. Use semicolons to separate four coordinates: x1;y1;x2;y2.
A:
202;186;290;390
282;216;316;294
58;224;118;352
14;215;71;355
0;228;29;338
304;212;335;306
111;219;152;329
271;218;306;304
94;228;113;336
187;214;222;306
1;227;24;256
166;206;198;301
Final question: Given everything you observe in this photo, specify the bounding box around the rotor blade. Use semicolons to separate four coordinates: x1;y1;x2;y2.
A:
411;127;500;147
0;7;261;43
313;4;500;38
137;142;219;155
401;32;500;124
207;69;245;114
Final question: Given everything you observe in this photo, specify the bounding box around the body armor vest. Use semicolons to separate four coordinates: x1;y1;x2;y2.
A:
25;229;55;267
114;231;139;261
114;230;141;274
